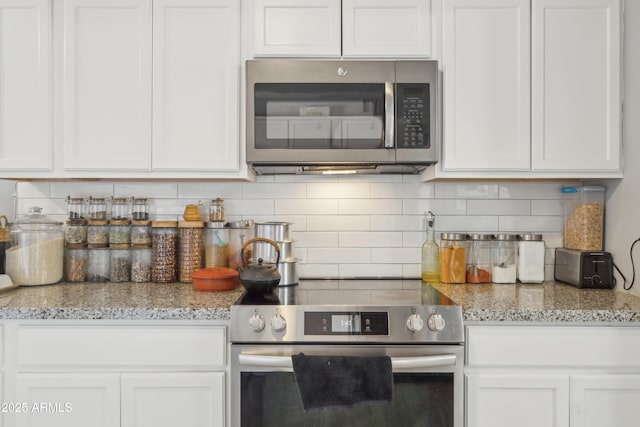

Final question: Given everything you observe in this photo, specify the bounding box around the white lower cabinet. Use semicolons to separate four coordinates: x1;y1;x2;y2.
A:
4;322;227;427
466;326;640;427
121;373;225;427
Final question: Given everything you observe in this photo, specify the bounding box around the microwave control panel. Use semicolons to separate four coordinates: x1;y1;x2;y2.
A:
396;83;430;148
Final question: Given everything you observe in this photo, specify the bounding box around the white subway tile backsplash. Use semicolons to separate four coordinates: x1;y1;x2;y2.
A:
467;200;531;216
15;177;567;279
307;182;370;199
403;199;466;216
308;248;371;263
339;232;403;247
339;199;402;215
435;182;499;199
307;215;370;231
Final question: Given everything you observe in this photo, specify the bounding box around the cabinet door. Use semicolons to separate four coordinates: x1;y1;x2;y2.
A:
121;372;225;427
253;0;341;57
0;0;52;171
442;0;530;171
14;373;120;427
62;0;152;170
342;0;432;57
466;373;570;427
571;375;640;427
532;0;621;172
152;0;239;171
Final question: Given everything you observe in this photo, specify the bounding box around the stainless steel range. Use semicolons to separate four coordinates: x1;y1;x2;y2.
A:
230;279;464;427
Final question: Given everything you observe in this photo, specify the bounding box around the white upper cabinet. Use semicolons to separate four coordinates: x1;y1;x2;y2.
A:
427;0;622;180
250;0;432;58
442;0;530;171
531;0;621;173
252;0;341;57
342;0;432;57
0;0;52;171
152;0;240;171
62;0;152;171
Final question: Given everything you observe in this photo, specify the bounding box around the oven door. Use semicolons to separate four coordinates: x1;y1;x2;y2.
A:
231;344;463;427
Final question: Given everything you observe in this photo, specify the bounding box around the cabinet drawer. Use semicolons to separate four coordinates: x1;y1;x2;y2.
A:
467;325;640;368
16;325;226;370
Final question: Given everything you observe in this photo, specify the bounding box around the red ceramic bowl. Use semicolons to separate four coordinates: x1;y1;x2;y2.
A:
192;268;239;292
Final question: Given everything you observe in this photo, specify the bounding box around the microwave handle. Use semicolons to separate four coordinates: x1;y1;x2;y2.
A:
238;353;456;370
384;82;394;148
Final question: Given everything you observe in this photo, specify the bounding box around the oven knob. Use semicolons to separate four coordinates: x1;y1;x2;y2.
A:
427;313;446;332
271;314;287;332
248;314;265;332
406;313;424;332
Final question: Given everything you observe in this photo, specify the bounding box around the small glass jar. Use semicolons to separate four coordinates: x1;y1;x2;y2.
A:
66;196;86;220
64;247;88;282
209;198;225;222
152;221;178;283
439;233;467;284
492;234;518;284
518;233;545;284
132;198;150;221
88;197;107;220
131;220;152;246
110;247;131;282
205;222;229;268
109;220;131;246
466;233;492;283
65;219;87;246
228;220;255;269
87;220;109;248
131;246;152;282
86;247;110;282
178;221;204;283
111;197;130;221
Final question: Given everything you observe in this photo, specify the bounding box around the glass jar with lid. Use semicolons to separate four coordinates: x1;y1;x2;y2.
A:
6;207;64;286
110;197;130;221
88;197;108;220
109;221;131;246
518;233;545;284
492;233;518;283
228;220;255;269
110;246;131;282
131;220;152;246
87;247;110;282
87;220;109;248
178;221;204;283
466;233;492;283
131;247;152;282
439;233;466;284
132;197;150;221
65;247;87;282
205;221;229;268
66;196;86;220
209;198;225;222
152;221;178;283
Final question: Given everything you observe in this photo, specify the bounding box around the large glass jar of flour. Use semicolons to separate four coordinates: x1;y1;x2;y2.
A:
6;207;64;285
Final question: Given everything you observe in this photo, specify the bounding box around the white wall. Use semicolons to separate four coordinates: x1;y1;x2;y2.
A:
15;178;568;280
604;0;640;295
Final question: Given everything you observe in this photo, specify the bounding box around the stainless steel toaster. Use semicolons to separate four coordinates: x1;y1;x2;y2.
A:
554;248;614;289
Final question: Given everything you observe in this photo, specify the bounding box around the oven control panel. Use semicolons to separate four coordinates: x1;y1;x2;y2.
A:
304;312;389;335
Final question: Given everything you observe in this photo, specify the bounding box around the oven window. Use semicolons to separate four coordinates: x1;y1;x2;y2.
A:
241;372;453;427
254;83;385;150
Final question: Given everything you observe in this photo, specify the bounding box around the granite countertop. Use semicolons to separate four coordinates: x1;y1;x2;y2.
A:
0;282;244;320
2;279;640;323
431;282;640;323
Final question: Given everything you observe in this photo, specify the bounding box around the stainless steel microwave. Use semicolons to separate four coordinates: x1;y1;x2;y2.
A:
246;60;438;175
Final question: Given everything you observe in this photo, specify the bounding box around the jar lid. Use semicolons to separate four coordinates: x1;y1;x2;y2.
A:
131;220;151;226
179;221;204;228
440;232;467;241
9;207;63;229
519;233;543;241
87;219;108;226
131;244;152;250
109;219;131;226
64;243;87;250
494;233;518;241
467;233;493;241
152;220;178;228
109;244;130;250
560;185;605;193
66;219;88;226
227;219;254;229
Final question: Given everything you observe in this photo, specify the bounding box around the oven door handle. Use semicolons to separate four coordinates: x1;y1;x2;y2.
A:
238;353;457;369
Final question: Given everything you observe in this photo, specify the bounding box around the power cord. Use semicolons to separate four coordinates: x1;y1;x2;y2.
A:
614;237;640;291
